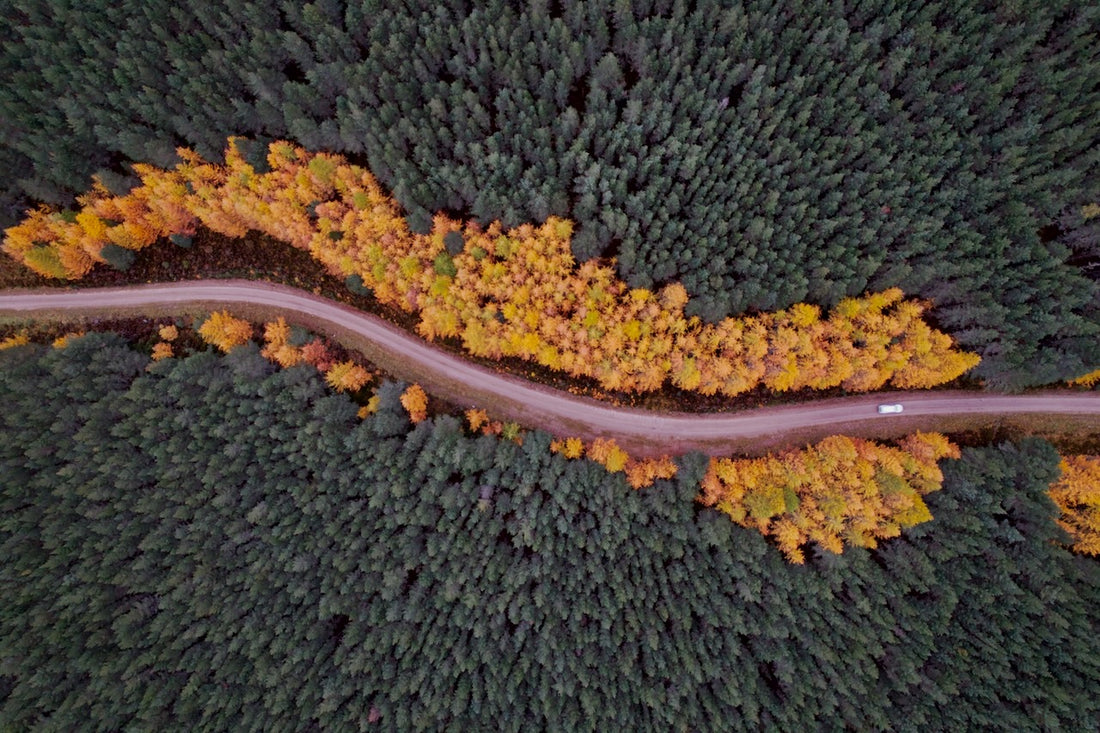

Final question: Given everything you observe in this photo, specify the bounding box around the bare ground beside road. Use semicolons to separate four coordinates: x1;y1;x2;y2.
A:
2;280;1098;457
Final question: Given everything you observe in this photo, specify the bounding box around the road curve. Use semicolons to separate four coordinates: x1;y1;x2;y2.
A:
2;280;1098;456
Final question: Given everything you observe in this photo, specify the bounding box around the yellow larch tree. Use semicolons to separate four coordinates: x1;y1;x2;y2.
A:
263;342;305;368
550;436;586;459
198;311;252;352
324;361;371;393
260;317;305;367
263;317;291;346
1068;368;1100;387
52;331;85;349
1048;455;1100;556
358;394;382;418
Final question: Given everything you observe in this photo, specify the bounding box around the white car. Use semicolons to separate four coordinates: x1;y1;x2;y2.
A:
877;404;904;414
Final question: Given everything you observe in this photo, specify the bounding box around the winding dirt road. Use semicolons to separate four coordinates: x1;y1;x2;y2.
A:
2;280;1098;456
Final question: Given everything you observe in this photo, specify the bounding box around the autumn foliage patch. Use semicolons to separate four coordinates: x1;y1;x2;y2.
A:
3;138;981;398
1048;455;1100;556
699;432;961;563
0;331;30;350
1068;369;1100;388
551;436;678;489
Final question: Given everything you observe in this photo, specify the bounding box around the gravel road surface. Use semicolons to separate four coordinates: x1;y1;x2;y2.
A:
3;281;1097;456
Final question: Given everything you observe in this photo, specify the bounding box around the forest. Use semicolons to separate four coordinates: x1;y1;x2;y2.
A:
2;0;1098;387
2;316;988;563
1;335;1099;730
4;137;983;396
2;0;1099;728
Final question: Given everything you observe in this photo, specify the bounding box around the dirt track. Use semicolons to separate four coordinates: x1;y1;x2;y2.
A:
2;280;1098;456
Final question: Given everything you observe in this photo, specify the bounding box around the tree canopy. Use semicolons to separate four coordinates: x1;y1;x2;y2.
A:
2;139;983;395
2;0;1097;387
1;335;1097;729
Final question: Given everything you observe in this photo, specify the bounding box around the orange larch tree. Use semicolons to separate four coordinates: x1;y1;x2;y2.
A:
299;339;335;372
1048;455;1100;556
151;342;174;361
400;384;429;423
465;408;489;433
325;361;372;393
585;437;630;473
624;455;679;489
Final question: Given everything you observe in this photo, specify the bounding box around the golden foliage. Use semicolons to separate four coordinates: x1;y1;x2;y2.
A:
624;455;679;489
358;395;381;418
564;437;586;459
325;361;371;393
259;317;305;366
197;311;252;352
1069;368;1100;387
400;383;429;423
586;437;629;473
262;317;291;346
3;137;979;396
259;313;372;395
550;434;676;486
465;408;489;432
699;432;958;563
1048;455;1100;556
550;436;676;486
158;324;179;342
262;342;305;368
151;342;174;361
550;436;586;460
0;331;30;350
52;331;84;349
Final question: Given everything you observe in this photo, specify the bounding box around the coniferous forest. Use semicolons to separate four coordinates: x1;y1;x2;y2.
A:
2;0;1098;386
2;1;1100;729
1;337;1098;730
